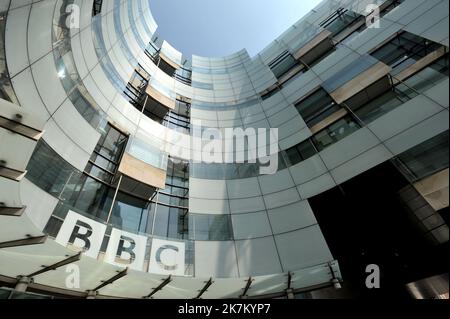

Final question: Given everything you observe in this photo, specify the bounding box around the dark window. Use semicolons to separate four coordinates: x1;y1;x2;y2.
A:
268;51;300;80
142;96;170;124
371;31;443;72
153;159;190;240
124;64;150;107
343;76;416;124
312;115;361;151
110;192;151;234
320;8;363;38
394;131;449;182
380;0;406;18
261;86;281;100
86;123;127;184
158;57;177;77
402;54;449;93
92;0;103;16
282;139;317;166
294;88;341;127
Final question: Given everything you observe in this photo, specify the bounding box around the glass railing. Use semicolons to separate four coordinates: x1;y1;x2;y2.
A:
126;136;169;171
348;81;417;124
311;115;361;152
0;1;19;104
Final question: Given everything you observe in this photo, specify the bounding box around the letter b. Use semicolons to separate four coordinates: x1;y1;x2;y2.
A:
69;220;93;251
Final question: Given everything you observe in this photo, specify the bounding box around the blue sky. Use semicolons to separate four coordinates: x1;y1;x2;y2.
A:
150;0;323;58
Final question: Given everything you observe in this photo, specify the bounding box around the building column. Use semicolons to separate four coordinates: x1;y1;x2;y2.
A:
286;288;295;299
14;276;32;293
86;290;98;299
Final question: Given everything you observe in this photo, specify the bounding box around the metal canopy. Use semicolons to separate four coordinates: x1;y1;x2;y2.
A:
0;235;47;249
145;275;172;299
195;278;213;299
27;252;82;277
93;268;128;292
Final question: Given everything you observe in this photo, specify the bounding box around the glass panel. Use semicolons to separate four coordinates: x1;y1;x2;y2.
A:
153;205;170;237
322;54;378;93
126;136;168;171
0;3;19;104
284;147;302;166
190;214;233;241
371;31;443;73
96;124;128;163
395;131;449;182
85;163;113;184
26;140;85;199
283;139;317;166
110;192;149;234
352;82;416;123
67;175;115;222
401;54;449;93
297;139;317;159
312;115;360;151
320;8;362;37
269;51;299;79
295;88;340;126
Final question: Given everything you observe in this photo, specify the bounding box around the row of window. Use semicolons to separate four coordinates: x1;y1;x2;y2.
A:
192;52;448;180
262;1;407;100
27;127;449;247
25;139;233;243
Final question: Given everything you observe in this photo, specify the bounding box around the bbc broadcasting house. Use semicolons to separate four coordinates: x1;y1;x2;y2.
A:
0;0;448;299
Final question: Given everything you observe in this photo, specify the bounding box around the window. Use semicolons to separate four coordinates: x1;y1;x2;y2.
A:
380;0;406;18
343;76;417;124
174;67;192;86
282;139;317;166
26;140;84;199
320;8;363;38
142;96;171;124
152;159;190;240
394;131;449;182
158;57;177;77
125;67;149;109
261;86;281;100
189;214;233;241
268;51;300;80
86;123;127;184
312;115;361;151
294;88;341;128
109;192;150;234
162;98;191;133
371;31;443;73
353;82;413;124
145;42;160;65
92;0;103;17
402;54;449;93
